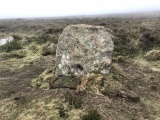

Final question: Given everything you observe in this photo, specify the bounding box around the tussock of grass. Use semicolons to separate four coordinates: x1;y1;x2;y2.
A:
0;50;26;60
0;16;160;120
40;44;56;56
80;107;102;120
64;91;82;109
0;39;22;52
102;78;123;96
0;96;62;120
31;67;56;89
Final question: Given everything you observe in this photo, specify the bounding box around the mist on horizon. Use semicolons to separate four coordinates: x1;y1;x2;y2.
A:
0;0;160;19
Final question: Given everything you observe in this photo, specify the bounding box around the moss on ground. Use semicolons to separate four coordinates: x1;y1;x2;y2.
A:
0;16;160;120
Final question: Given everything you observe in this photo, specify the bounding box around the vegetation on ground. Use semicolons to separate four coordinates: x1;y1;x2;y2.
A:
0;14;160;120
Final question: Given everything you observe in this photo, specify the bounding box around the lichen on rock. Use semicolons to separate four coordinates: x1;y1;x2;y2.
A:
56;24;114;76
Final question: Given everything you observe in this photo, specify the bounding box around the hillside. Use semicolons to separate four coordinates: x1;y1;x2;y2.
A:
0;15;160;120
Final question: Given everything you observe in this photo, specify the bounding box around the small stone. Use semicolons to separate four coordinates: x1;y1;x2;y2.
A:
48;43;57;51
0;36;14;46
145;49;160;61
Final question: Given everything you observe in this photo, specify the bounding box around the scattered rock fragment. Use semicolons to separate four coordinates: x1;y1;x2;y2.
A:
0;36;14;46
145;49;160;61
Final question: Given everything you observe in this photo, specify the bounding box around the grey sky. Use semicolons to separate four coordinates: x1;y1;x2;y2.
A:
0;0;160;19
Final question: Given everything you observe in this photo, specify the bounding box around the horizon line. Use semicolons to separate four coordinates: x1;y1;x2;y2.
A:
0;10;160;20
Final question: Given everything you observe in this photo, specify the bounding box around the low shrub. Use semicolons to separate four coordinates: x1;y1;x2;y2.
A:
30;67;56;89
65;91;82;109
45;28;63;34
23;36;36;45
35;34;59;44
35;35;50;44
58;107;68;118
102;78;123;97
23;34;59;45
81;108;101;120
12;35;22;40
40;45;56;56
0;50;26;60
99;22;106;26
28;44;39;53
0;40;22;52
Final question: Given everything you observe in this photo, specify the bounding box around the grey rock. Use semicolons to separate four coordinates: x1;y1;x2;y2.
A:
0;36;14;46
145;49;160;61
48;43;57;52
41;43;57;56
56;24;114;76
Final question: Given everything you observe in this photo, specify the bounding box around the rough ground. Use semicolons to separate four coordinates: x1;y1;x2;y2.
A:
0;13;160;120
0;57;53;99
0;56;160;120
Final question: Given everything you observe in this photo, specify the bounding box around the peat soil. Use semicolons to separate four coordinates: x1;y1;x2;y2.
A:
0;56;160;120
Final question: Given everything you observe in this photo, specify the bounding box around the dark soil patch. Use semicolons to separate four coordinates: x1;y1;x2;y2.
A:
0;57;54;99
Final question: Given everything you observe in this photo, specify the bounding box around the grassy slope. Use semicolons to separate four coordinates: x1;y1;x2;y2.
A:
0;15;160;120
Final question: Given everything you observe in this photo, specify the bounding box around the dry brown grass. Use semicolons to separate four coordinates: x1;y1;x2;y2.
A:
0;14;160;120
76;73;104;95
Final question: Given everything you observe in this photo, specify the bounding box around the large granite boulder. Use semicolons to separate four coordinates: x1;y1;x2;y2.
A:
56;24;114;76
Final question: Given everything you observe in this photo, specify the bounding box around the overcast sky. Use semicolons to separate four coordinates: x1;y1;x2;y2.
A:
0;0;160;19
